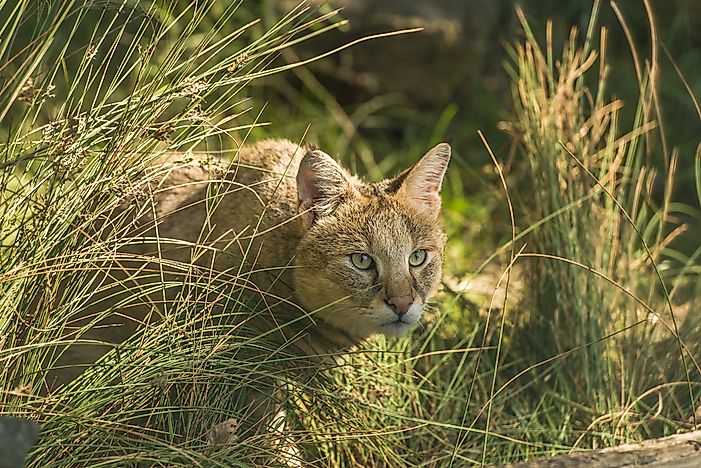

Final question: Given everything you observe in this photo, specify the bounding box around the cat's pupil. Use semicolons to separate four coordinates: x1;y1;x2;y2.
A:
409;249;427;267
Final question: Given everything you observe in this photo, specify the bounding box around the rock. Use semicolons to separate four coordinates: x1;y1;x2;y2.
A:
281;0;512;109
0;417;40;468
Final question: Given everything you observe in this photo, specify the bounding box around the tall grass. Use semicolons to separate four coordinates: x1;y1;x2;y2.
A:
494;0;701;459
1;0;699;467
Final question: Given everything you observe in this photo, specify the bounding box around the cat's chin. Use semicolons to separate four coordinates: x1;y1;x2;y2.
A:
378;320;413;338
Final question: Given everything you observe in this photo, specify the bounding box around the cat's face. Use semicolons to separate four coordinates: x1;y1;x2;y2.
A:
293;144;450;341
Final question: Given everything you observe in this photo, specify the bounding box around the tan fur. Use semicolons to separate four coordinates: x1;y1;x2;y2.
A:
53;138;450;383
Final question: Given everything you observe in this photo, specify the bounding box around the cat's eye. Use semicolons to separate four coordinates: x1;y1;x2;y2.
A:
350;253;374;270
408;249;427;267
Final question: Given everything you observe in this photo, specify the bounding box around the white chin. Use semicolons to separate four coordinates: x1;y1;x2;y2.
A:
378;321;413;337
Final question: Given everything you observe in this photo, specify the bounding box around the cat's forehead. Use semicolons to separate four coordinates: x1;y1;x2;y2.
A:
350;193;439;248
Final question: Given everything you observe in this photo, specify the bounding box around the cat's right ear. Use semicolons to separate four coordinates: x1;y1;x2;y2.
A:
297;150;355;230
398;143;451;215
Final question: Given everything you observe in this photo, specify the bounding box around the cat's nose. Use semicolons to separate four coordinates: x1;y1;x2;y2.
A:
385;295;413;317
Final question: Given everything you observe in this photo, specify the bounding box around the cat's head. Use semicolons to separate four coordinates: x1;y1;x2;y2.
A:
293;143;450;341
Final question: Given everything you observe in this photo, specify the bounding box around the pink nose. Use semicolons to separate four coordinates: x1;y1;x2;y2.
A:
385;295;413;317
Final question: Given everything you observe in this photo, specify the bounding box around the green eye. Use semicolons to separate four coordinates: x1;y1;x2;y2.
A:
350;253;374;270
409;249;427;267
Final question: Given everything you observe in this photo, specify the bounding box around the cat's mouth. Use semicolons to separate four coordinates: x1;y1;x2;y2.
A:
373;301;423;337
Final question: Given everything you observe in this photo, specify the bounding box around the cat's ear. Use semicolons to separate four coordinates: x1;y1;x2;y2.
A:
398;143;451;213
297;150;355;230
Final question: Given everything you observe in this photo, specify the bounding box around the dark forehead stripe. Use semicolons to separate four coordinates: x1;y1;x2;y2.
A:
356;183;383;197
356;172;410;197
382;168;410;194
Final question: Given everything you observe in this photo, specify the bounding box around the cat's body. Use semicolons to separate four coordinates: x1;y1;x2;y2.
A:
135;139;305;297
128;140;306;319
49;138;450;464
54;138;450;383
107;138;450;353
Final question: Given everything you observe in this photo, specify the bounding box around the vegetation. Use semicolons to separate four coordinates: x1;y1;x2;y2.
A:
1;0;699;466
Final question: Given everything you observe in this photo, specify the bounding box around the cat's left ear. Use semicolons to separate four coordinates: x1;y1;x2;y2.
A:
398;143;451;213
297;149;356;230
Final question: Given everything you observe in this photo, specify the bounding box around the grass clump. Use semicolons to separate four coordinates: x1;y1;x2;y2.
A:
495;0;701;457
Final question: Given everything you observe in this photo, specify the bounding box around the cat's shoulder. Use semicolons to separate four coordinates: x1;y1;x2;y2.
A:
144;139;307;191
150;138;305;171
236;138;307;174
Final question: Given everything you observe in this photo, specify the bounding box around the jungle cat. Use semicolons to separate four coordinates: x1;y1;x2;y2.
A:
54;139;450;382
150;139;451;347
47;139;450;464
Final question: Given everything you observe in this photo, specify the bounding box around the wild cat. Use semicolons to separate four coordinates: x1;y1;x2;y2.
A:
70;139;451;356
52;139;450;462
